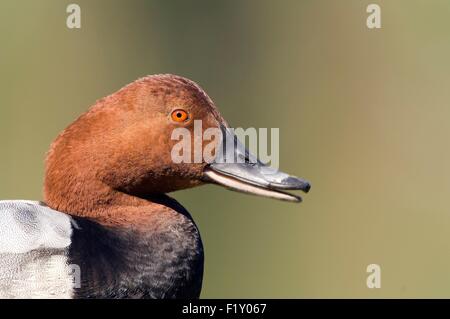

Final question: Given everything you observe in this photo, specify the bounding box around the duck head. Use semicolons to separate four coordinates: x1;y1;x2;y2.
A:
44;75;310;215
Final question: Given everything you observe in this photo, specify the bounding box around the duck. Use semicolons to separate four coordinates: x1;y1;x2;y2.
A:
0;74;310;299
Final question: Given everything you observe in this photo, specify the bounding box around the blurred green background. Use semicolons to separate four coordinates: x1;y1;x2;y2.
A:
1;0;450;298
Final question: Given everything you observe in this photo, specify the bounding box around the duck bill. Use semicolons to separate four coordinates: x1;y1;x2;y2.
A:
203;126;310;203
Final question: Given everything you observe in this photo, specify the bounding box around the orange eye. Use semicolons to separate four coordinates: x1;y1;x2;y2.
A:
171;109;189;122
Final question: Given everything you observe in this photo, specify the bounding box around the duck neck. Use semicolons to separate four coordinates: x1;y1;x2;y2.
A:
44;175;176;228
66;191;205;298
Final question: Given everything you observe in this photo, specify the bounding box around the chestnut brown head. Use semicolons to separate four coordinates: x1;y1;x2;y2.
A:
44;74;310;215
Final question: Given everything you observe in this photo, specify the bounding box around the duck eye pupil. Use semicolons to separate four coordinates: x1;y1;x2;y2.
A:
171;109;188;122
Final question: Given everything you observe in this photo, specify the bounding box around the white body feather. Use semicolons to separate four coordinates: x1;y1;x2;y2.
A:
0;201;75;298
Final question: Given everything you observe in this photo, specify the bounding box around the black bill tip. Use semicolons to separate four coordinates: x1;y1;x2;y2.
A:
269;176;311;193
